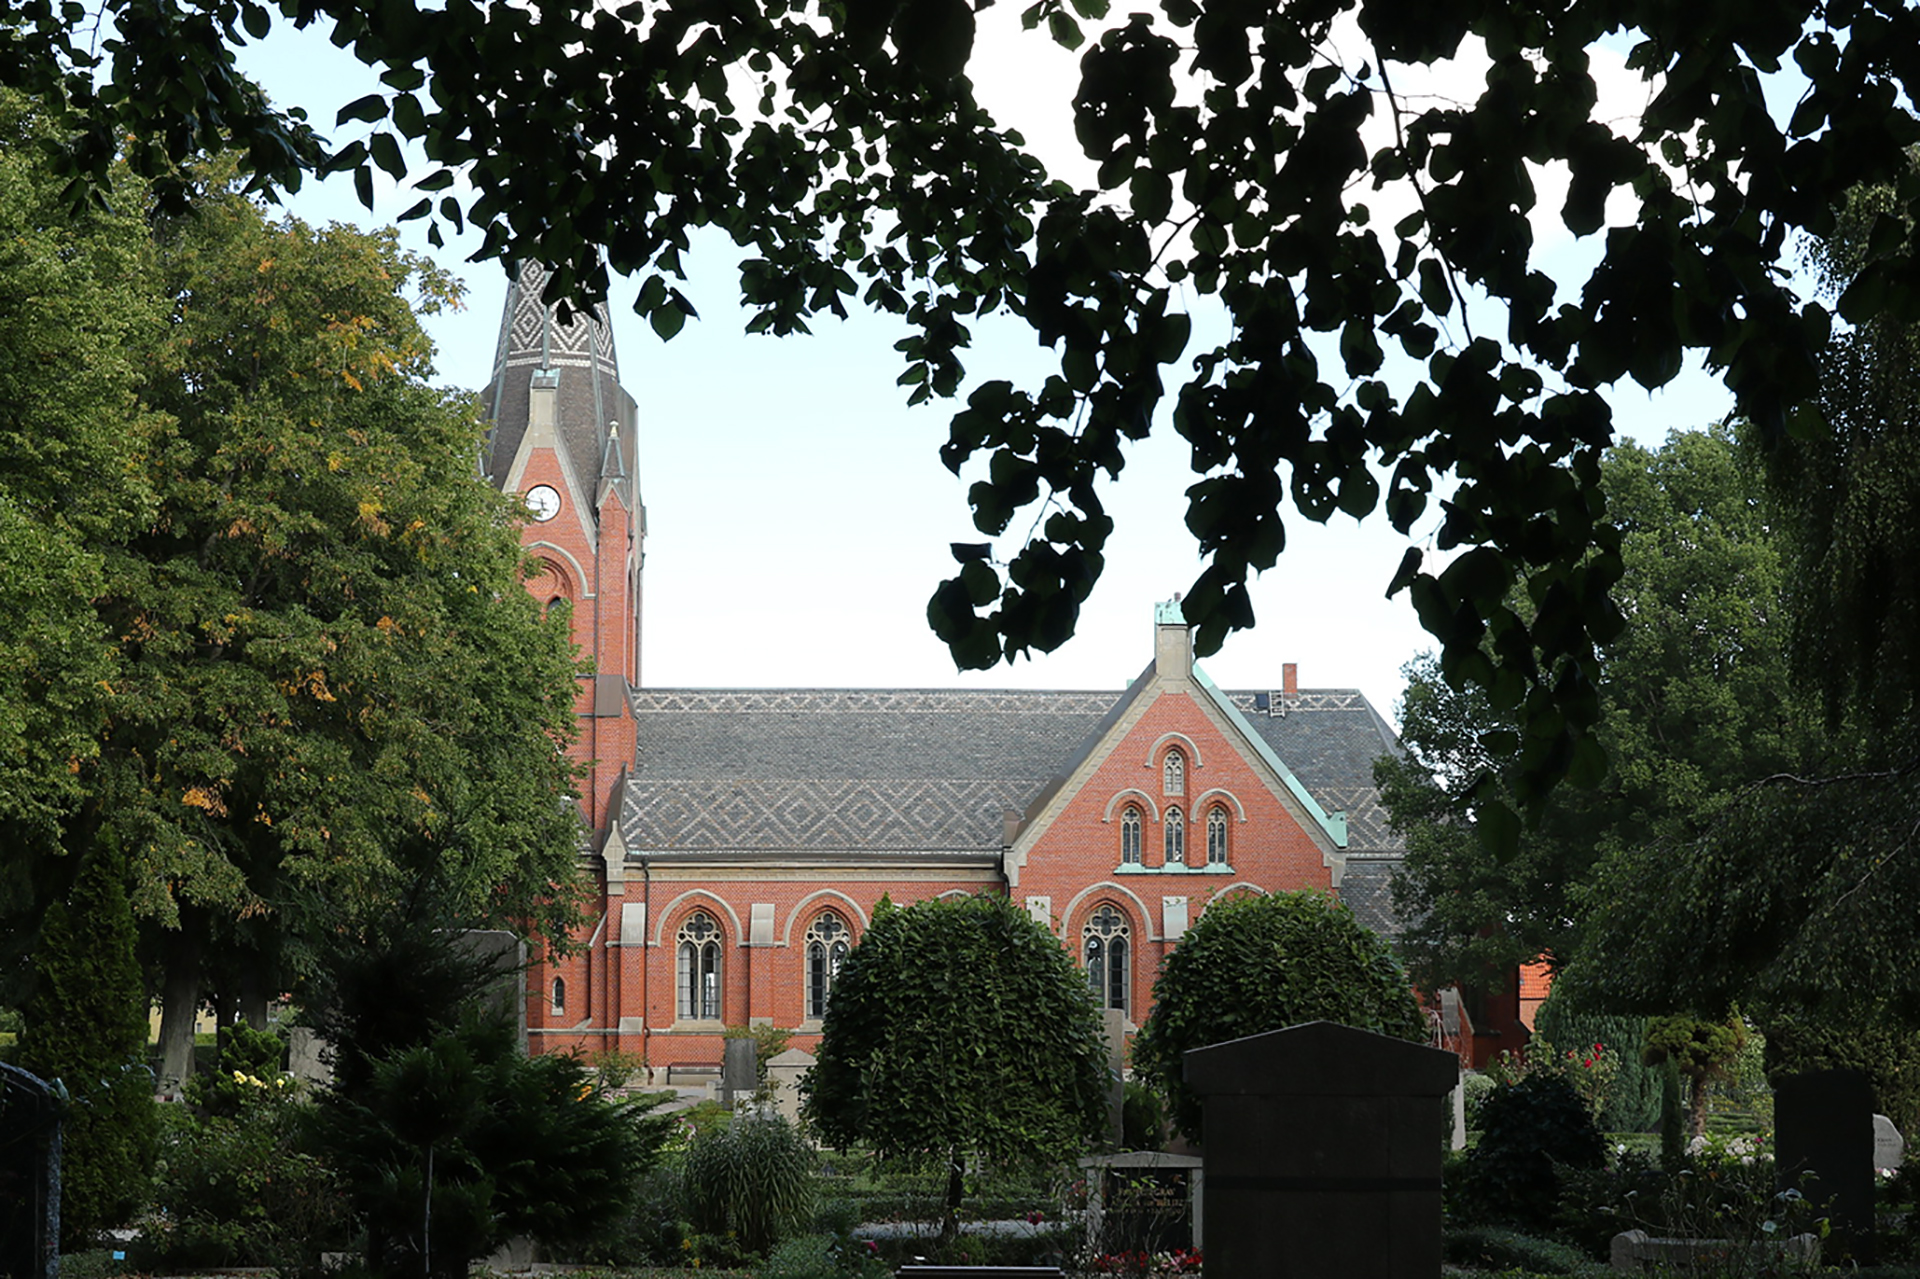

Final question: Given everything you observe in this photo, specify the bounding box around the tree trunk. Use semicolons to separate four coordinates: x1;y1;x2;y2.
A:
1688;1074;1710;1138
238;961;269;1031
942;1147;964;1247
155;931;202;1098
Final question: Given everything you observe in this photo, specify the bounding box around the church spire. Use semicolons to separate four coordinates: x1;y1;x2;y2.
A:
482;259;637;513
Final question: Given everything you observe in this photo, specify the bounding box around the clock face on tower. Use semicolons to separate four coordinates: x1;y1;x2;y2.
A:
525;485;561;522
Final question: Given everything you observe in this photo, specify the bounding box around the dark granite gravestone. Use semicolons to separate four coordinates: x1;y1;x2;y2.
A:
0;1063;63;1279
1185;1021;1458;1278
1775;1069;1875;1263
721;1036;758;1106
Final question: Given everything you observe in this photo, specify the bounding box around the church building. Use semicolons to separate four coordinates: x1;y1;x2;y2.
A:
482;264;1411;1079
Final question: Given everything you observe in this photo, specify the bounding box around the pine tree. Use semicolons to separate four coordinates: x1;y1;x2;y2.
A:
17;846;158;1247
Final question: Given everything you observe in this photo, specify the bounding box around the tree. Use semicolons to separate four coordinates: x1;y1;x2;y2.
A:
1383;426;1805;995
12;0;1920;837
1642;1014;1747;1139
14;844;157;1247
1131;890;1424;1142
800;894;1108;1243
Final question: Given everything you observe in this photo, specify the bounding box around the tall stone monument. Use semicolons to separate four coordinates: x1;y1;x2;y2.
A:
1186;1021;1458;1277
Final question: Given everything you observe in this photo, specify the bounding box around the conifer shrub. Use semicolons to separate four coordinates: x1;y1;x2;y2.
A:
15;847;155;1247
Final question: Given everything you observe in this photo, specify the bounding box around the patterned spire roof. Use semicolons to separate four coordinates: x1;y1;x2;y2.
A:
482;259;639;511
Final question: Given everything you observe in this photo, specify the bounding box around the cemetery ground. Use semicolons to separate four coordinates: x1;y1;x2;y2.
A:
21;1024;1920;1279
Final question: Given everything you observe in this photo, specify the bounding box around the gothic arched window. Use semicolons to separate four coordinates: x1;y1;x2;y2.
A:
1083;904;1131;1012
1163;748;1186;796
1120;806;1143;865
677;911;722;1021
805;912;851;1019
1164;806;1184;864
1206;806;1229;866
550;976;566;1016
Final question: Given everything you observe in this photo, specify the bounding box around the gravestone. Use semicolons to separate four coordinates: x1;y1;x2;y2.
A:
1775;1069;1874;1263
721;1036;758;1106
1185;1020;1458;1277
765;1047;816;1122
0;1064;63;1279
1102;1008;1127;1148
1874;1114;1904;1172
1079;1151;1204;1254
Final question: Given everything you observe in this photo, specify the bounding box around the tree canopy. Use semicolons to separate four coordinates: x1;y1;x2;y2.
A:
1131;889;1424;1141
0;94;587;1089
800;893;1108;1240
1382;426;1806;993
12;0;1920;834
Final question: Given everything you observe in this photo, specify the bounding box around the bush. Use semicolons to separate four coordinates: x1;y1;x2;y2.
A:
1444;1224;1601;1275
1463;1073;1605;1228
1132;890;1425;1141
1533;994;1660;1132
1122;1078;1166;1151
684;1113;817;1255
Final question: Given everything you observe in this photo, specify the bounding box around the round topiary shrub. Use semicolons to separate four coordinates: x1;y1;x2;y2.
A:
1132;890;1425;1142
1464;1072;1606;1228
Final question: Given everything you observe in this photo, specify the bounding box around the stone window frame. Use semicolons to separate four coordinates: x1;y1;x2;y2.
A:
1164;805;1185;865
550;975;566;1017
676;910;723;1024
1120;805;1144;865
804;911;852;1020
1206;805;1230;866
1163;748;1186;797
1083;903;1132;1014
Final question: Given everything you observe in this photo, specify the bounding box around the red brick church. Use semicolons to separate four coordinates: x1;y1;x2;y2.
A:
483;264;1415;1078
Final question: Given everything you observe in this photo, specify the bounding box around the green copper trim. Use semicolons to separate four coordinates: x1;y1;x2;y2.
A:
1192;667;1348;848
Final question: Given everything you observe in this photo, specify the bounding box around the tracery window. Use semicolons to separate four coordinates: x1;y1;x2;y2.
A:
805;912;851;1019
1206;806;1229;866
1120;806;1143;865
1163;748;1185;796
551;976;566;1016
1083;904;1131;1012
1164;806;1184;864
677;911;722;1021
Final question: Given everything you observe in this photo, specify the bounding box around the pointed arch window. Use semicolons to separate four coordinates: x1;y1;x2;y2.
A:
1163;748;1186;797
805;913;851;1019
1083;904;1131;1012
1164;806;1184;864
1120;806;1143;865
550;976;566;1016
677;911;722;1021
1206;806;1229;866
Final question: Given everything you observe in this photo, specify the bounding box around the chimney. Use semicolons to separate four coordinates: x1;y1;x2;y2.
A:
1154;597;1192;680
1282;662;1298;703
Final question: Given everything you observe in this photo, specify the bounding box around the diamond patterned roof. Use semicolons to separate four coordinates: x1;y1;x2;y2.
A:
617;687;1407;874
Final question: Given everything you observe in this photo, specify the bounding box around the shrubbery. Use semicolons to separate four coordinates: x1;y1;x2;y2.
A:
1462;1073;1606;1229
684;1113;817;1255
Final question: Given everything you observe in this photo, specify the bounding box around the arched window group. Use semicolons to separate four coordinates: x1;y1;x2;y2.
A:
677;911;722;1021
1083;904;1131;1012
805;912;851;1019
1114;799;1231;867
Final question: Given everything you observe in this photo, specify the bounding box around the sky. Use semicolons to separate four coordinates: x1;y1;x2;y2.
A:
231;11;1743;720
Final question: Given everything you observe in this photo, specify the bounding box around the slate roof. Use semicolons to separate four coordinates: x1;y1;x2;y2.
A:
618;683;1405;857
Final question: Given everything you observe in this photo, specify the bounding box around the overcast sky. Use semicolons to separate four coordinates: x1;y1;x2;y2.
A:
233;12;1740;720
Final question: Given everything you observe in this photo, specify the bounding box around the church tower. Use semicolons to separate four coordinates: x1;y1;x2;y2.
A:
482;259;643;842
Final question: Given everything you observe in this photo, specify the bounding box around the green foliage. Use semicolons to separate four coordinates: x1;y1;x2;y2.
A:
132;1092;348;1271
1533;995;1660;1133
14;844;155;1247
1462;1074;1606;1229
1387;427;1803;992
1132;890;1424;1141
182;1023;292;1119
1121;1078;1166;1152
1763;1013;1920;1135
14;0;1920;847
801;894;1108;1237
1442;1225;1599;1276
1645;1015;1749;1137
314;1015;671;1278
684;1115;817;1257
